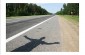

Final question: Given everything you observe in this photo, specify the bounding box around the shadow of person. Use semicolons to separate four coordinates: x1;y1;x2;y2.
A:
11;36;60;52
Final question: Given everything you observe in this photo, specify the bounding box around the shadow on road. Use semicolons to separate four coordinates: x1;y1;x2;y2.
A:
11;36;60;52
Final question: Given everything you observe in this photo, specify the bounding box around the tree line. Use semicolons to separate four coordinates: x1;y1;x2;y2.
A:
6;3;50;17
56;3;79;15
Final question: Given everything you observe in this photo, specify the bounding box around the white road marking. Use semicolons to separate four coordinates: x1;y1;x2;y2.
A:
6;16;55;43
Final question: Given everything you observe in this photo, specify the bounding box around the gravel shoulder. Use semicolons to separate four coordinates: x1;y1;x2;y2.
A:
58;15;79;52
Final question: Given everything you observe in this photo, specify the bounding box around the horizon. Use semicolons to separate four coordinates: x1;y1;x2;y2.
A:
36;3;64;14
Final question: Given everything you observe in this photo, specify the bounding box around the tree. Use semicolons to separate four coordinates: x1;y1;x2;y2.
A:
56;3;79;15
6;3;49;17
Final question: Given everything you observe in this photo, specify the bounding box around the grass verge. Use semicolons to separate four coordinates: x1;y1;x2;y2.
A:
60;15;79;24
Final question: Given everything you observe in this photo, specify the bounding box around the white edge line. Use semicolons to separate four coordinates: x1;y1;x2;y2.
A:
6;16;55;43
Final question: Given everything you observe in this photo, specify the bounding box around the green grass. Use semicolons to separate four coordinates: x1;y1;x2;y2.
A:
60;15;79;23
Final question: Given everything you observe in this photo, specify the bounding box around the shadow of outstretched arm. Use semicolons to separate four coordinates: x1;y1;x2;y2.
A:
41;41;60;45
11;36;60;52
24;36;33;41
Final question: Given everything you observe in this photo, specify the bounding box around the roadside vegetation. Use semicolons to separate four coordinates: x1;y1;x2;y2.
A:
6;3;51;17
60;15;79;23
56;3;79;15
56;3;79;23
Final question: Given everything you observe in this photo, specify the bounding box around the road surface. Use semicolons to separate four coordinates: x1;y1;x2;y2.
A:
6;15;79;52
6;15;53;38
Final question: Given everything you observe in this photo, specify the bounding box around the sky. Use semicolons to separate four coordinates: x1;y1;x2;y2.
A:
36;3;64;14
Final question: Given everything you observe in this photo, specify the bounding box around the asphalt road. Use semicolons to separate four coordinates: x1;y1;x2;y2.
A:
6;15;61;52
6;15;53;39
6;15;79;52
